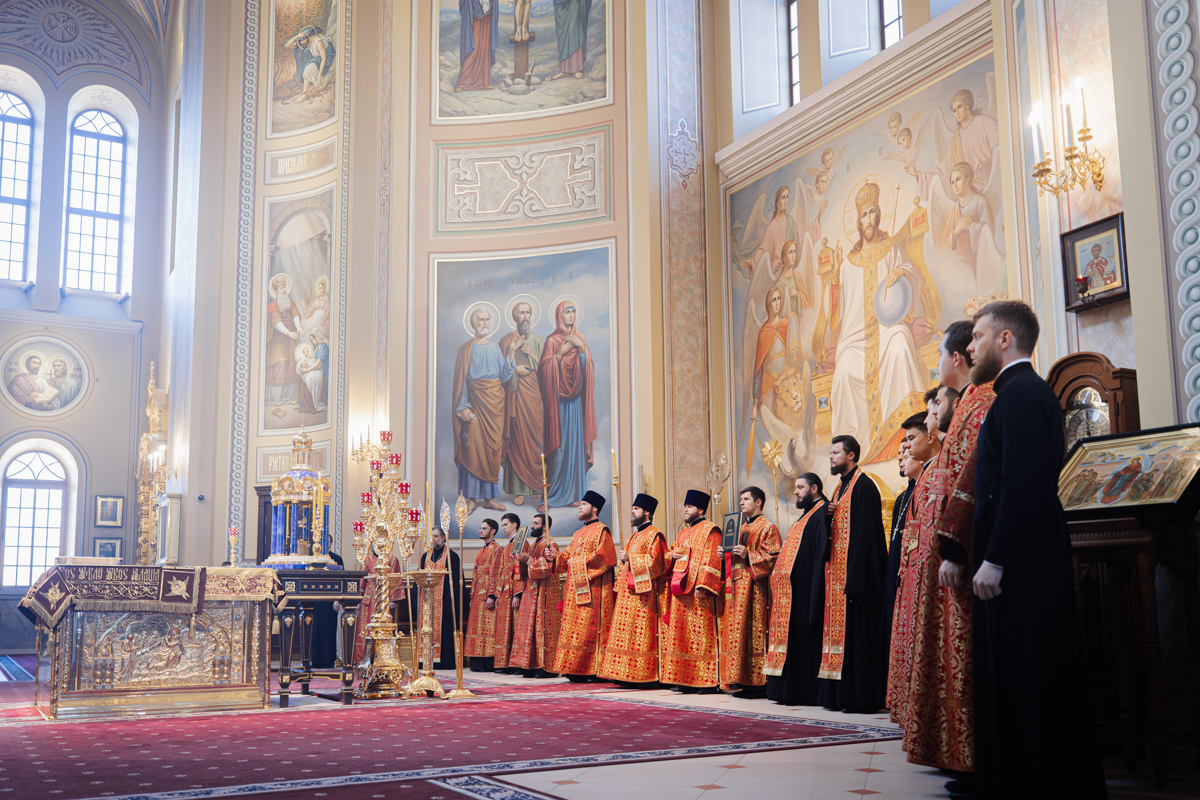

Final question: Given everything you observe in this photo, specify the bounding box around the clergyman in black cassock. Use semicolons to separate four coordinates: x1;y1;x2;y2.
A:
882;471;915;649
420;537;464;670
972;336;1106;796
817;436;889;714
766;478;829;706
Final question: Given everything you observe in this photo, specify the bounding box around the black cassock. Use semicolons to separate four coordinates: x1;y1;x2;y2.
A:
881;478;915;650
766;500;829;706
420;546;463;670
816;467;888;713
973;361;1106;799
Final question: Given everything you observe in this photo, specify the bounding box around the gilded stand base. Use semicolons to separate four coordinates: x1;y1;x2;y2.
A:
402;567;448;700
445;630;477;699
355;621;412;700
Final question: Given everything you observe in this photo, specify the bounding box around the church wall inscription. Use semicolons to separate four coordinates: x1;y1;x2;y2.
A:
726;52;1006;500
429;241;615;537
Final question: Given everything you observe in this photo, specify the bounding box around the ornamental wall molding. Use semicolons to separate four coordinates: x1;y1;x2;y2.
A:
1153;0;1200;421
438;127;609;233
0;0;150;102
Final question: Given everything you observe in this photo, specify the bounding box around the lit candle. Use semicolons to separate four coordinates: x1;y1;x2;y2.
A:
425;482;432;553
1063;99;1075;148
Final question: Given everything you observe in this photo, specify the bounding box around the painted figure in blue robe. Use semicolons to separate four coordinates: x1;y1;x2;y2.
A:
453;306;515;514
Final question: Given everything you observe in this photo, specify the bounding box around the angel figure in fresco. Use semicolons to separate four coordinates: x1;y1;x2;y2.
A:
939;162;1004;294
905;81;1006;303
737;184;799;278
876;108;928;167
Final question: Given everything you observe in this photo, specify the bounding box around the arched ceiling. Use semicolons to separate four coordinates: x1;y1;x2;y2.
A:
119;0;170;50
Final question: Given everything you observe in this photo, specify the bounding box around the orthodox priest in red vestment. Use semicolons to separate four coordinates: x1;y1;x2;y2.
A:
465;519;502;671
765;474;829;706
599;494;668;685
493;514;529;672
720;487;781;696
552;491;617;678
901;381;995;772
818;436;888;713
660;489;723;691
510;513;563;676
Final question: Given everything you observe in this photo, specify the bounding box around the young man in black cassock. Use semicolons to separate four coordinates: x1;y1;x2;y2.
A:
968;300;1106;799
882;443;917;650
816;435;888;714
765;473;829;706
419;527;464;670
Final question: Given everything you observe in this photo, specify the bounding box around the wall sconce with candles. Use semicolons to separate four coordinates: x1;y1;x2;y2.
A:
1028;78;1105;197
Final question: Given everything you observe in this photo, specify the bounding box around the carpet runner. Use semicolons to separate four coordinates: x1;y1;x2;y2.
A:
0;693;899;800
0;654;34;681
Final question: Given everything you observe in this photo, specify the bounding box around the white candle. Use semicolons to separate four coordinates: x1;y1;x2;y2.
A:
1028;103;1044;159
1063;101;1075;148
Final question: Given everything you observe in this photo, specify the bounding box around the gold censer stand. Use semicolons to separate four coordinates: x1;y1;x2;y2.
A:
403;567;448;699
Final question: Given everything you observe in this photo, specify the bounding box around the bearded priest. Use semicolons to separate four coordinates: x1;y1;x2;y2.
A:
765;474;829;706
510;513;563;678
719;486;781;697
817;435;888;714
599;493;668;686
660;489;723;693
552;491;617;681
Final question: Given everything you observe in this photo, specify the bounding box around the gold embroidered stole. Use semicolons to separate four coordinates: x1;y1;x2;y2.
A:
819;470;862;680
622;525;664;594
569;521;605;606
764;502;824;676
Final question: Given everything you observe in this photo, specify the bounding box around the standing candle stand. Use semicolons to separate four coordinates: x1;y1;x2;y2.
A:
403;493;448;699
349;433;424;699
444;495;477;699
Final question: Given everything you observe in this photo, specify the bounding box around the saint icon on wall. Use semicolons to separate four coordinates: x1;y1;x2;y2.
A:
0;335;90;417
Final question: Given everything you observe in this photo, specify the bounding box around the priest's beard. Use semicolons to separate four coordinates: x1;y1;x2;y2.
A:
971;344;1003;384
795;497;816;511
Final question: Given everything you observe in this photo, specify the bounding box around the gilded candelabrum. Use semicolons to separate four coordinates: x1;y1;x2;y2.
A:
135;362;168;565
1029;88;1105;198
706;450;732;520
443;494;477;699
403;489;448;699
350;431;423;699
147;449;176;563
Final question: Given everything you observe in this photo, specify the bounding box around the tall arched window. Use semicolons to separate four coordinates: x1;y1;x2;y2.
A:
64;109;125;293
0;91;33;282
1;451;67;586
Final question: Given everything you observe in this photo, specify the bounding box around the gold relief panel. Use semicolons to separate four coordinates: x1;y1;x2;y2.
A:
78;604;252;691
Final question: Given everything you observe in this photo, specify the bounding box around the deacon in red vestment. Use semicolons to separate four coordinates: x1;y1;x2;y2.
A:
510;513;563;676
599;494;668;685
352;551;405;666
661;490;723;692
900;380;994;774
765;474;829;706
466;519;502;671
818;435;888;713
886;410;942;722
552;491;617;679
493;513;529;673
720;486;781;696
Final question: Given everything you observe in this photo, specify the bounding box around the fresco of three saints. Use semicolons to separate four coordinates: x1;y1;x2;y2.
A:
730;56;1006;492
435;249;612;522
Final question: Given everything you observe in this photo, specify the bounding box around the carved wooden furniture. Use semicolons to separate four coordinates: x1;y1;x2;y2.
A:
1046;351;1140;451
1059;420;1200;788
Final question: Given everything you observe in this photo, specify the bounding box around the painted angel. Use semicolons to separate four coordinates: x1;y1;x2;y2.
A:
875;108;928;167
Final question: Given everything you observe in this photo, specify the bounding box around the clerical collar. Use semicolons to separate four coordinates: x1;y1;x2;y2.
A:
745;513;762;524
997;357;1032;379
637;520;652;532
838;467;858;483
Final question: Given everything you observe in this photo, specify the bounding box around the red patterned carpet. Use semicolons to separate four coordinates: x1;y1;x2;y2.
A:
0;693;898;800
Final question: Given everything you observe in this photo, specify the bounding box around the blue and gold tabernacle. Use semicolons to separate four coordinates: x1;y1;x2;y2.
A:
265;427;335;567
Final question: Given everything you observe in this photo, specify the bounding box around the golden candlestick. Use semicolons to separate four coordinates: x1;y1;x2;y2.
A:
761;439;784;530
446;494;477;699
402;565;449;699
612;448;624;549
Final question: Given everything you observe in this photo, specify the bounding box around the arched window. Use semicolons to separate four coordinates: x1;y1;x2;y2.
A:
1;451;67;586
0;91;33;282
64;109;125;293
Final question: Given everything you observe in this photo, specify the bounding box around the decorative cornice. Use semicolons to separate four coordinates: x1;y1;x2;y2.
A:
1153;0;1200;421
715;0;992;185
0;307;143;335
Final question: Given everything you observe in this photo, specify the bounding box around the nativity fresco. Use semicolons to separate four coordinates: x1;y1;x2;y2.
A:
430;242;614;538
259;185;335;434
435;0;610;122
726;53;1007;507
